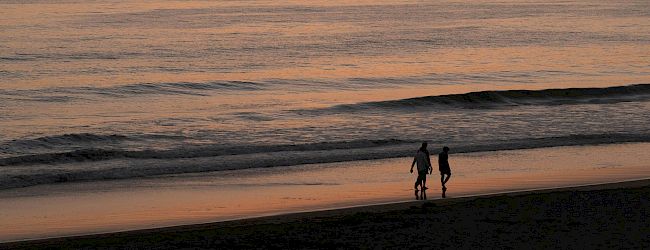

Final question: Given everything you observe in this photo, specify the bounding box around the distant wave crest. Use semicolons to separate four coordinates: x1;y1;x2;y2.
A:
3;133;131;151
0;81;265;102
325;84;650;112
31;133;128;144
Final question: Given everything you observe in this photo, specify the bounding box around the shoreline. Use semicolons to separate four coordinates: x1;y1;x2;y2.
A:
4;135;650;191
3;178;650;248
1;142;649;243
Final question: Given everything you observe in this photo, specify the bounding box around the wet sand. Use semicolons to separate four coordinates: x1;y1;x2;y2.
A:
3;179;649;249
1;143;649;243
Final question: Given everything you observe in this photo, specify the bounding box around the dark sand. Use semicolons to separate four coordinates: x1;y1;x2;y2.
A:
3;179;649;249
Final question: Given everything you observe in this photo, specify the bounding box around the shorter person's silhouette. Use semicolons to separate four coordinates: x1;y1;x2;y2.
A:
438;146;452;198
410;142;432;200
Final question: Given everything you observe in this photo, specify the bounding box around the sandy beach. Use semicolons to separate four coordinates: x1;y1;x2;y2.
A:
1;143;649;243
1;143;649;248
3;178;648;249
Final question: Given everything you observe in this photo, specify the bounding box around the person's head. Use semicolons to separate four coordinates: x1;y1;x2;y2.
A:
421;142;428;149
443;146;449;152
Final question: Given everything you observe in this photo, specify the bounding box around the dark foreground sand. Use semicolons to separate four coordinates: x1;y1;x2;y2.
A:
3;179;649;249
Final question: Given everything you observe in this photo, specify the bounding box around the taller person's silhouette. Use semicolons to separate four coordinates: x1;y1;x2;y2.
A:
439;146;452;198
410;142;432;200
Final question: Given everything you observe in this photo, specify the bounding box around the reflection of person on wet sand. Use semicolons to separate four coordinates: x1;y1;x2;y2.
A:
410;142;432;200
439;146;452;198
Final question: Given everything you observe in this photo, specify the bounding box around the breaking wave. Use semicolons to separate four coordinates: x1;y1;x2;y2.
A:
325;84;650;112
2;133;650;189
0;138;411;166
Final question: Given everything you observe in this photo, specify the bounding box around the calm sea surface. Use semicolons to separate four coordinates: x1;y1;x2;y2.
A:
1;0;649;189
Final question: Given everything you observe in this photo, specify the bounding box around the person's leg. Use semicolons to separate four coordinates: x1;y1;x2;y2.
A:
440;174;446;198
422;174;427;190
440;174;445;187
414;175;424;199
442;173;451;186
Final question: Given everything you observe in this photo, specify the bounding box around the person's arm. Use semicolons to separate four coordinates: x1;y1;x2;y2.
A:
410;155;416;173
426;153;432;174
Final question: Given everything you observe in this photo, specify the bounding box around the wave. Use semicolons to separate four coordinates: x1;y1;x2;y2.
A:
3;133;131;150
324;84;650;112
0;133;192;159
78;81;264;97
0;139;410;166
30;133;128;144
2;133;650;189
0;81;266;102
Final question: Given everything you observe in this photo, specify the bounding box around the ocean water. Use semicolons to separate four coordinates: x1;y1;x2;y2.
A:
1;0;649;189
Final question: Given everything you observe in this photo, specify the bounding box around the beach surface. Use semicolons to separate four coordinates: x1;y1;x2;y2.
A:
1;142;649;245
2;0;649;248
3;179;649;249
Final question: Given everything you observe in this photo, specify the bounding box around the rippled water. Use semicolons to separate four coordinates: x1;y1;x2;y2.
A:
1;0;649;188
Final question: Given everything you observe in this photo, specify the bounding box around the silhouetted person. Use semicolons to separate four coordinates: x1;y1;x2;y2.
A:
439;146;452;198
410;142;432;200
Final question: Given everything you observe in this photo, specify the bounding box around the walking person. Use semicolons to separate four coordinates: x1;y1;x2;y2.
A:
410;142;432;200
439;146;452;198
